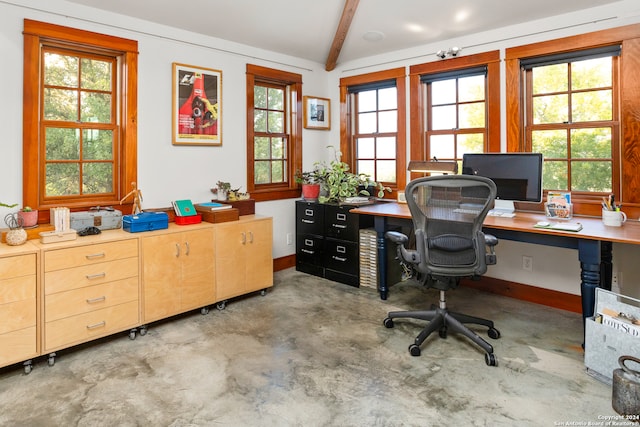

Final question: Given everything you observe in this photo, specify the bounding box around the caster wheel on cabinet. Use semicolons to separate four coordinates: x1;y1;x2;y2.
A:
201;307;210;315
23;361;32;375
139;326;148;336
488;327;501;340
383;317;394;328
216;301;227;311
409;344;421;357
485;353;498;366
129;329;137;340
48;353;56;367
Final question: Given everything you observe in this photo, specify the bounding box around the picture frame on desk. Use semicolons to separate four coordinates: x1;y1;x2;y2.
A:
172;62;222;146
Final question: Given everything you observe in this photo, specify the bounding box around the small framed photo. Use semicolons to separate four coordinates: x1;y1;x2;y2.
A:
303;96;330;130
172;62;222;146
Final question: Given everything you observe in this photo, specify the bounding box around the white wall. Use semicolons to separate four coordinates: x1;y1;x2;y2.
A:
1;0;639;298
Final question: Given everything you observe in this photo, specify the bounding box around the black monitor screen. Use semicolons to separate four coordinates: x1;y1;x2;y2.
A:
461;153;543;203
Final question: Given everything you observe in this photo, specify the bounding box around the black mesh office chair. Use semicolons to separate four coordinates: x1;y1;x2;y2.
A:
383;175;501;366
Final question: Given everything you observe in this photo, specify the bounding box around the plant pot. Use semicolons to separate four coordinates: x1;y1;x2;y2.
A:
17;210;38;228
301;184;321;201
217;189;228;201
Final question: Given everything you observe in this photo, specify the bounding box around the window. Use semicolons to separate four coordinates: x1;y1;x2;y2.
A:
246;64;302;202
340;68;406;195
506;24;640;217
23;20;138;220
409;51;501;179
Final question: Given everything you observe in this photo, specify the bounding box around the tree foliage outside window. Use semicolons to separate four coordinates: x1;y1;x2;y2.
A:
253;83;287;185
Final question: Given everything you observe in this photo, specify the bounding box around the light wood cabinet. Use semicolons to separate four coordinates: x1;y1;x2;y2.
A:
215;216;273;303
0;248;38;372
141;225;215;323
42;238;140;356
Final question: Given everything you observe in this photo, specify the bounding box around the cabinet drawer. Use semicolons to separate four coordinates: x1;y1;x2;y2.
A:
0;298;36;335
46;277;139;322
296;234;324;266
324;205;359;242
0;327;37;367
44;239;138;272
296;202;324;235
45;257;138;295
0;254;35;280
45;300;139;351
0;275;36;305
323;239;359;276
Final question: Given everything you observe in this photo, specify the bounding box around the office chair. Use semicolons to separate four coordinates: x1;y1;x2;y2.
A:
383;175;501;366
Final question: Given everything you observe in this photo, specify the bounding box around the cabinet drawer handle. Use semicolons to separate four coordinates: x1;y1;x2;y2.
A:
175;243;180;257
85;253;106;260
333;256;347;262
86;296;106;304
85;272;106;280
249;231;254;243
185;241;190;256
242;232;246;244
301;219;315;224
301;249;315;255
332;224;347;229
86;321;106;330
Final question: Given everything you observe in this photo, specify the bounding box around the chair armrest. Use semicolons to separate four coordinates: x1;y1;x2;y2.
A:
484;234;498;247
385;231;409;245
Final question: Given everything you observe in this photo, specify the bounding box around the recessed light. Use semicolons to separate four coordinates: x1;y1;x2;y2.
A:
363;30;385;42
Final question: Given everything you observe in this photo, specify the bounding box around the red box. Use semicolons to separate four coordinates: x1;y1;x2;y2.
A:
174;214;202;225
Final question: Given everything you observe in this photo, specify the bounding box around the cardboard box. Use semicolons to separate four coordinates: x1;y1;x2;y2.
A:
218;199;255;215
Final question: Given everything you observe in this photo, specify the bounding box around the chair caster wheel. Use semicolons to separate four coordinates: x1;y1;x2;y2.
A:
409;344;421;357
488;327;500;339
383;317;394;328
485;353;498;366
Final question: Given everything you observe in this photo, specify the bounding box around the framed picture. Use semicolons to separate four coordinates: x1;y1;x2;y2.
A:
303;96;331;130
172;62;222;146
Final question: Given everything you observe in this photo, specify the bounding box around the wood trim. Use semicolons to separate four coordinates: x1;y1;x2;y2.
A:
274;254;296;272
325;0;360;71
461;276;582;314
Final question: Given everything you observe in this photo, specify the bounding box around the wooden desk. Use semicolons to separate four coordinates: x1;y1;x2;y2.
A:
351;201;640;327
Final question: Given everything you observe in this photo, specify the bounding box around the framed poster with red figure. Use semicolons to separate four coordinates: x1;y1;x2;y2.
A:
172;63;222;146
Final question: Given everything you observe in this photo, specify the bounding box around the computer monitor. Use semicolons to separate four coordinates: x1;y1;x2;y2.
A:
462;153;543;214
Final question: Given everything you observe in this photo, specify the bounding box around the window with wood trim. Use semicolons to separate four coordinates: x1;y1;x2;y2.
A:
246;64;302;202
23;19;138;221
340;68;406;196
409;51;501;180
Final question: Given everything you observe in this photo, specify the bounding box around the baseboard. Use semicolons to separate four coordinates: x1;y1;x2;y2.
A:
461;276;582;314
274;254;295;272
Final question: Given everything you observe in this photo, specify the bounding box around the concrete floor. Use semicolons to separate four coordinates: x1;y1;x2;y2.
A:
0;268;615;426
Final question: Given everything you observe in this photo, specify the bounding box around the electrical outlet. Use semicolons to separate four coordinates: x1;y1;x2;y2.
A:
286;233;293;245
522;255;533;272
612;271;621;294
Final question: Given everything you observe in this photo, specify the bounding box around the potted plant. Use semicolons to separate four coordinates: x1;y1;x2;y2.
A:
317;146;390;203
295;168;323;201
212;181;231;201
17;206;38;228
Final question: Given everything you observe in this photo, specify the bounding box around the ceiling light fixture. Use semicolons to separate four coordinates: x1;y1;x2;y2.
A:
363;30;385;42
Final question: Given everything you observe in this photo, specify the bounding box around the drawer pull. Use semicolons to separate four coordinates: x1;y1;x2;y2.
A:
242;232;247;244
86;296;106;304
249;231;254;243
86;272;106;280
333;256;347;262
175;243;181;257
85;253;106;260
86;321;106;330
301;219;315;224
301;249;315;255
333;224;347;229
185;241;190;256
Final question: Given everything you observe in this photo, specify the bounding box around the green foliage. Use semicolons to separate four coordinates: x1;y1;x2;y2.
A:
0;202;18;209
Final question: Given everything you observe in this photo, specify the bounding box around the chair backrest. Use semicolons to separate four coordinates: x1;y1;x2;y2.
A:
405;175;497;280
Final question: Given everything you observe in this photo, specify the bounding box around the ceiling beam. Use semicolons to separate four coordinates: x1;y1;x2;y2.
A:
325;0;360;71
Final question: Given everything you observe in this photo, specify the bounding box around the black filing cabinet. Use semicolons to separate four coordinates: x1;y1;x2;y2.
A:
296;200;372;287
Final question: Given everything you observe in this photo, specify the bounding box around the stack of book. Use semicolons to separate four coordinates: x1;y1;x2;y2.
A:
171;199;202;225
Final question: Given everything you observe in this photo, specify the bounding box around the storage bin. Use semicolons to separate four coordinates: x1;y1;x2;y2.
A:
123;212;169;233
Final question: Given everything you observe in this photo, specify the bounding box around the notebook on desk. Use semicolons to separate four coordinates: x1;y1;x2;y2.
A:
533;222;583;232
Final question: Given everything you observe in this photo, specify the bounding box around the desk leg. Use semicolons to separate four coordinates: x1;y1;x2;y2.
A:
578;240;612;345
374;216;388;300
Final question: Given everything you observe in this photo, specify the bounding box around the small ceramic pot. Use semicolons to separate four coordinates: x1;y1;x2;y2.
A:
17;210;38;227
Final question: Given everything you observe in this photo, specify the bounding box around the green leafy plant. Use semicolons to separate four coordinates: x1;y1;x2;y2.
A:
0;202;18;209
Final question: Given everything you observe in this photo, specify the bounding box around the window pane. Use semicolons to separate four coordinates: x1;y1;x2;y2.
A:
358;159;375;177
357;90;376;112
358;112;377;133
572;57;611;90
533;94;568;124
44;88;78;121
431;80;456;105
81;92;111;123
571;160;611;192
46;163;80;196
271;137;285;159
81;58;111;91
431;105;456;130
570;128;611;159
44;52;78;87
254;137;270;159
45;127;80;160
532;63;567;94
83;129;113;160
458;75;484;102
268;111;284;133
357;138;375;158
572;90;612;122
459;102;485;128
543;160;568;191
83;162;113;193
376;137;396;158
378;87;397;110
429;134;455;158
254;110;266;132
376;159;396;182
271;161;284;183
254;86;267;108
378;110;397;133
268;87;284;110
254;161;270;184
457;134;484;154
532;130;567;158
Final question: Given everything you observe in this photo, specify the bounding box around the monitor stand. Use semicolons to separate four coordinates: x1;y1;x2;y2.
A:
488;200;516;217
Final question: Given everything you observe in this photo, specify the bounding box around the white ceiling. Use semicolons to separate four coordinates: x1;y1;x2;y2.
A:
65;0;619;66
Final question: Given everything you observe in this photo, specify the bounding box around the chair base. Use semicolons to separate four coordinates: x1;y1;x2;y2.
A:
384;305;500;366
